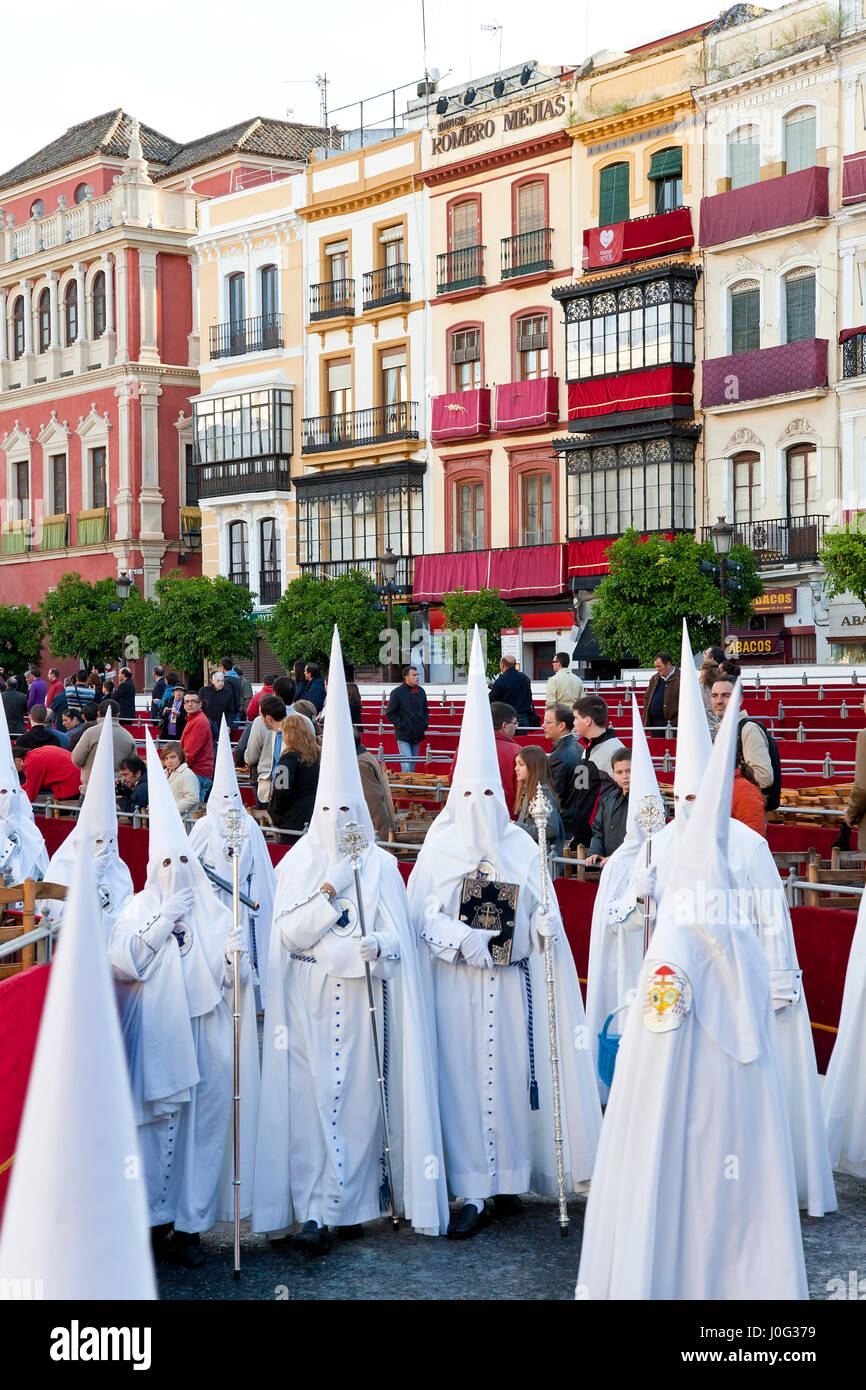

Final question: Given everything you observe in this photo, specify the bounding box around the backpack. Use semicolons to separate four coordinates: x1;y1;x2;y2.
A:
737;717;782;812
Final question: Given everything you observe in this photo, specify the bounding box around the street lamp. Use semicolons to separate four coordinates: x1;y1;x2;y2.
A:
380;547;400;683
710;516;736;650
114;572;132;604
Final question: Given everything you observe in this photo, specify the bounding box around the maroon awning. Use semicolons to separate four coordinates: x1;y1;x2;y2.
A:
567;365;694;420
843;152;866;205
412;544;565;603
493;376;559;430
702;340;828;409
430;388;491;443
839;325;866;344
699;165;829;247
582;207;693;271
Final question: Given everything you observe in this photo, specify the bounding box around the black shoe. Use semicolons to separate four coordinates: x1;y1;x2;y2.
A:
336;1224;364;1241
492;1194;523;1217
151;1223;173;1256
447;1202;491;1240
293;1220;331;1256
172;1231;204;1268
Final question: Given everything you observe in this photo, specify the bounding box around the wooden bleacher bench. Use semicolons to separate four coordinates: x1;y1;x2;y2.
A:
0;879;68;980
802;849;866;909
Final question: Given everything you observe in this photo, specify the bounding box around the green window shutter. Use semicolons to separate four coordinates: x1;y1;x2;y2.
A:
729;133;759;189
648;147;682;180
785;275;815;343
731;288;760;354
784;113;816;174
599;163;629;225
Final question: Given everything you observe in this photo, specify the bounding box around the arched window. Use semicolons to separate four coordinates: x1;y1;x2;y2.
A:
730;279;760;354
784;107;816;175
37;288;51;352
74;183;93;204
228;521;249;586
728;126;759;189
11;297;24;359
784;267;815;343
92;271;106;337
455;480;485;552
521;472;552;546
227;273;246;354
259;518;281;604
259;264;278;346
598;162;629;225
64;281;78;346
449;326;482;391
731;450;760;525
786;443;817;519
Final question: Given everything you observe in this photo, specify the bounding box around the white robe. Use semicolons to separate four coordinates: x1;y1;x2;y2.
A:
649;817;836;1218
188;813;276;1004
823;888;866;1177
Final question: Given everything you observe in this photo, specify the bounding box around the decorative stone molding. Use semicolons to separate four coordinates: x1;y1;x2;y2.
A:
776;416;817;445
722;426;762;454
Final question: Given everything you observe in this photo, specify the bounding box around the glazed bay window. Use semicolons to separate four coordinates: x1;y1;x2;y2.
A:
456;481;485;552
564;273;696;381
297;464;423;586
566;428;697;539
516;314;548;380
193;388;293;498
450;328;481;391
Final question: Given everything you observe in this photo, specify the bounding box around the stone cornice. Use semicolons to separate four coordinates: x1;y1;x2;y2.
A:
0;361;197;411
568;93;694;146
297;176;417;221
416;130;571;188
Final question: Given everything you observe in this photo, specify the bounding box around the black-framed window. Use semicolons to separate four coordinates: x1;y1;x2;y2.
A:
193;389;293;464
566;432;696;539
37;289;51;352
51;453;67;514
13;460;29;511
228;273;245;327
184;443;198;506
260;264;278;322
229;520;249;585
11;297;24;359
92;271;106;337
564;275;695;381
731;281;760;354
91;447;107;509
648;147;682;214
598;162;629;225
785;269;815;343
64;281;78;345
297;467;423;571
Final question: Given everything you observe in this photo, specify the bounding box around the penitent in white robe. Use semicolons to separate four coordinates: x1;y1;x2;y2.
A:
822;888;866;1177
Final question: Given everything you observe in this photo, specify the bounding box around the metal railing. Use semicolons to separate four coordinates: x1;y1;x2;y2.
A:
299;554;414;589
842;331;866;378
437;245;485;295
197;455;292;499
208;313;284;360
258;571;282;605
700;515;827;564
300;401;419;453
362;263;410;310
229;569;249;587
501;227;553;279
309;278;355;320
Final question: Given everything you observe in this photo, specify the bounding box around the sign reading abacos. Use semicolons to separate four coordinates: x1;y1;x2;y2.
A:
431;92;566;155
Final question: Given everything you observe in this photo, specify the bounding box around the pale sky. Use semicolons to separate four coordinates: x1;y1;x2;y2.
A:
0;0;786;174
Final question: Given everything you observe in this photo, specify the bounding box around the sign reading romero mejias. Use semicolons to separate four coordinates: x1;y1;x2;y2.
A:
431;93;566;154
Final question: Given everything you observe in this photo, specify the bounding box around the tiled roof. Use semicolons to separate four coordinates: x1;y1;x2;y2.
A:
0;110;180;191
159;118;335;176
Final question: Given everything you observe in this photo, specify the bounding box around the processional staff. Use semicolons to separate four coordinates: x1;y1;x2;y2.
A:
634;793;666;955
224;807;249;1280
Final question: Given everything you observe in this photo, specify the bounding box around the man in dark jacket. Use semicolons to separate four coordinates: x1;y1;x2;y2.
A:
586;749;631;865
571;694;627;847
488;655;536;725
642;651;680;733
16;705;61;751
386;665;429;772
2;677;28;735
114;667;137;721
150;666;167;721
543;704;579;837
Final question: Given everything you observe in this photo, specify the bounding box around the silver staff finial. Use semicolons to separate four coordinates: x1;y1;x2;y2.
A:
338;820;369;867
634;793;665;837
224;807;249;850
528;786;553;829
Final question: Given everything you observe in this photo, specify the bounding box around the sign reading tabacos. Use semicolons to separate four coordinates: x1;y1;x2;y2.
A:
431;93;566;154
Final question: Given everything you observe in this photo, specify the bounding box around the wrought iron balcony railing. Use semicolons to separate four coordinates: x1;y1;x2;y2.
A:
258;571;282;606
209;313;283;361
299;555;414;590
362;263;411;310
196;455;292;499
501;227;553;280
301;402;419;453
700;514;827;565
229;569;249;588
842;330;866;378
309;278;355;321
436;245;485;295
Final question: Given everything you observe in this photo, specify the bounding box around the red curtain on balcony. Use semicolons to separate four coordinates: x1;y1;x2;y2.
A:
699;165;829;247
701;341;828;409
567;366;694;419
494;377;559;430
567;534;674;578
582;208;693;270
413;544;565;602
842;152;866;205
431;388;491;443
0;963;51;1220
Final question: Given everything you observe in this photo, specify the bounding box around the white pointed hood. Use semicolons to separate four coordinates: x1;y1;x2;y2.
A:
306;625;375;866
624;695;665;848
673;619;712;826
204;719;245;830
0;845;156;1298
0;679;47;880
653;675;769;1063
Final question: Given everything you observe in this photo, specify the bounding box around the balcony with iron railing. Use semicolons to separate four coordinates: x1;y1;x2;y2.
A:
437;245;485;295
841;329;866;379
209;313;283;361
301;402;419;454
501;228;553;280
700;515;827;565
197;455;292;500
229;569;250;588
309;278;355;321
362;263;411;310
258;570;282;605
299;554;415;590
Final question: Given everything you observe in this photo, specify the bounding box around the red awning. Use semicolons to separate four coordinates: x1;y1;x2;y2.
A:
520;608;573;630
842;151;866;206
699;165;829;247
431;388;491;443
493;376;559;430
839;325;866;344
567;365;694;420
583;207;693;271
413;544;565;603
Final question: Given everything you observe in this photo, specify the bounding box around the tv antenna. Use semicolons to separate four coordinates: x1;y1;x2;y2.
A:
481;20;503;71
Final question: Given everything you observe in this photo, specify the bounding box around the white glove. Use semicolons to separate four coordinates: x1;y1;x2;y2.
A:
323;858;355;899
633;866;657;900
359;933;383;963
535;910;557;939
461;928;501;970
161;889;195;924
226;920;246;956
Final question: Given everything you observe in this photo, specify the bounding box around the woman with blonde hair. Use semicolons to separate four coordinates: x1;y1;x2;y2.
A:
269;713;320;831
513;743;565;856
161;741;200;814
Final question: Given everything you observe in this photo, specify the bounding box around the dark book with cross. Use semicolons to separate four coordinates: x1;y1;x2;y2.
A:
458;877;519;967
